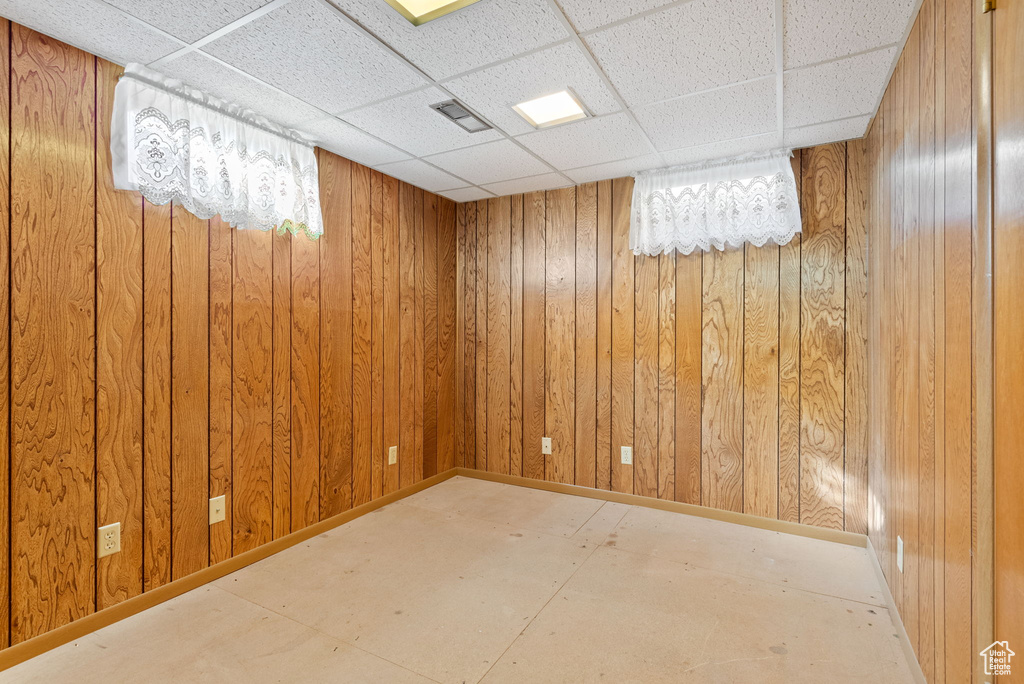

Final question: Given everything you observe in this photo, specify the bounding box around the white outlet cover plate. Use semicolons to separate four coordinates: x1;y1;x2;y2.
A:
541;437;552;455
897;535;904;572
210;495;226;524
621;446;633;465
389;446;398;465
98;522;121;558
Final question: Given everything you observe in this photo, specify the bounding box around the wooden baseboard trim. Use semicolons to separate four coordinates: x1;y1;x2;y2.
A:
454;468;867;548
0;468;459;673
865;537;927;684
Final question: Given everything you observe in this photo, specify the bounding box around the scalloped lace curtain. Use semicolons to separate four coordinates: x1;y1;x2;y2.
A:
111;63;323;240
631;150;801;256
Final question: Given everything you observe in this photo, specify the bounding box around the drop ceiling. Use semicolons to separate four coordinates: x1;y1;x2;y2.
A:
0;0;919;202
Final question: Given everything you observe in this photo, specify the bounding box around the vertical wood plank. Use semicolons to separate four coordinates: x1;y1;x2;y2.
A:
351;164;372;507
509;195;524;477
170;206;209;580
799;143;846;530
319;152;353;514
675;252;702;505
743;242;779;519
610;177;635;494
423;192;438;477
232;228;273;554
399;182;417;487
701;248;744;513
291;231;320;528
208;217;233;565
633;252;659;499
487;197;512;475
545;187;576;484
456;199;468;469
10;26;96;640
271;229;292;537
474;199;488;473
96;58;143;608
595;180;614;492
575;183;598;490
522;193;545;480
657;252;676;500
415;189;426;479
437;198;458;473
0;18;9;646
143;199;172;590
370;171;385;500
382;175;400;494
779;152;803;523
463;202;477;470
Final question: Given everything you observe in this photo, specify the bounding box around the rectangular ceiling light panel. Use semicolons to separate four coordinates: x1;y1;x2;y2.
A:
384;0;482;26
513;90;589;129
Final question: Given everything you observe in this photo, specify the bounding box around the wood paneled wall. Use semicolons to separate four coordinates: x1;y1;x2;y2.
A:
457;142;869;532
0;23;459;648
862;0;979;680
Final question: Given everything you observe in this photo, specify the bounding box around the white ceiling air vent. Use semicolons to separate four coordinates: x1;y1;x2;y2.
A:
431;99;492;133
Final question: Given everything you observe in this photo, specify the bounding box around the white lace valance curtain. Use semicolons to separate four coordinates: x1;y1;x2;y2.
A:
111;63;323;240
631;150;801;256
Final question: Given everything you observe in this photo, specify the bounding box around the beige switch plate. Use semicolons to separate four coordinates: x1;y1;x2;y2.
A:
541;437;552;455
210;495;226;524
389;445;398;465
98;522;121;558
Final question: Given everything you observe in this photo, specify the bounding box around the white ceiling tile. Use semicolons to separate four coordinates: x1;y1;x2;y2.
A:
439;187;494;203
783;0;917;69
327;0;569;80
375;159;466;193
102;0;272;43
584;0;775;107
0;0;184;65
559;0;677;33
482;173;571;197
785;116;871;149
157;52;323;128
301;116;410;167
634;77;776;152
443;42;620;137
784;47;895;128
516;112;653;170
424;140;551;186
564;153;663;185
659;133;778;167
202;0;426;113
341;87;501;157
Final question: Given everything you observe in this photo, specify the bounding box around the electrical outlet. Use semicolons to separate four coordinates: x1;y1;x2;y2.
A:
541;437;552;455
621;446;633;465
897;535;904;572
210;495;226;524
98;522;121;558
389;445;398;465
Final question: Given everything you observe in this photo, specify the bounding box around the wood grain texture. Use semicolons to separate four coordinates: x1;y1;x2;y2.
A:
455;197;467;469
170;206;209;579
743;243;779;519
474;199;487;473
143;199;172;591
10;26;96;641
799;143;846;530
370;171;385;500
399;182;417;488
351;163;372;507
233;228;273;554
509;196;524;477
522;193;545;481
595;180;613;492
319;152;353;514
271;229;292;538
545;188;576;485
701;248;744;513
423;193;438;478
675;253;702;505
208;218;233;565
437;198;458;474
291;229;321;530
415;189;426;478
845;140;869;537
463;202;477;470
657;253;675;501
486;197;512;475
633;253;659;499
95;58;143;609
0;19;9;647
575;183;597;490
382;175;400;495
610;178;634;494
778;154;802;524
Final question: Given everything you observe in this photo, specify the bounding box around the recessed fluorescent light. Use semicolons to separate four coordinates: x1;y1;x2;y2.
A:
383;0;481;26
513;90;589;129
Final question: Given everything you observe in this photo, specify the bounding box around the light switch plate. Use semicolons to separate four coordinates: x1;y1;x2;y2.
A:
541;437;552;455
389;445;398;465
210;495;226;524
897;535;904;572
98;522;121;558
621;446;633;465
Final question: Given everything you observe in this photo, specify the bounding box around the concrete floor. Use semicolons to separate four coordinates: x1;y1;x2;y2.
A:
2;476;915;683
